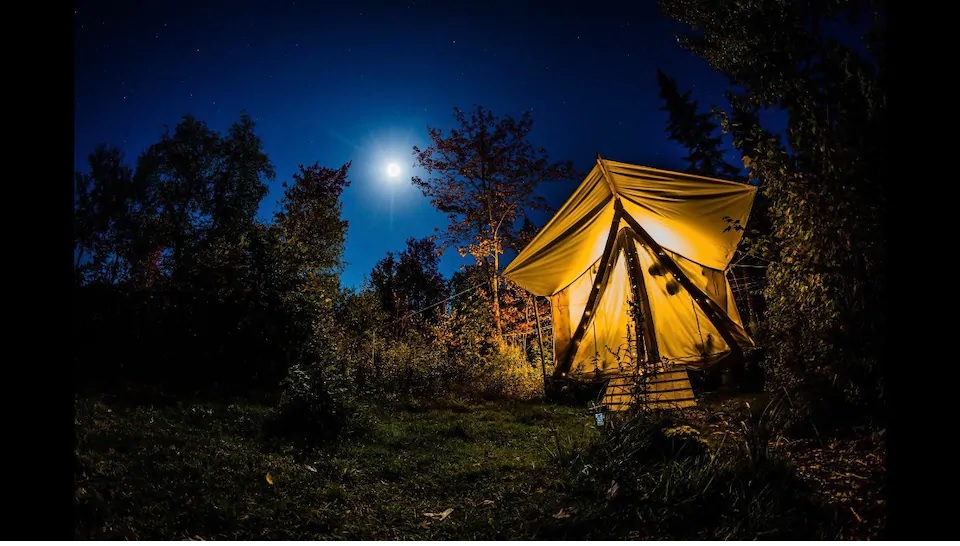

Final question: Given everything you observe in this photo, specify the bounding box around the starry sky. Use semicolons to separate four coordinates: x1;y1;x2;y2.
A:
74;0;744;289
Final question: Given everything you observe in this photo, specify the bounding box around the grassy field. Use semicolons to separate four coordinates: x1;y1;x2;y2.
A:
74;395;601;540
74;392;884;540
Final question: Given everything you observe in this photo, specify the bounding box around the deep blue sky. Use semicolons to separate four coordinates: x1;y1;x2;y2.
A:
74;0;741;289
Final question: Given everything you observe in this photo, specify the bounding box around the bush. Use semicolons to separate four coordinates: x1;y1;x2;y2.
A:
262;359;362;447
476;342;545;400
374;335;449;398
551;405;837;540
358;323;549;403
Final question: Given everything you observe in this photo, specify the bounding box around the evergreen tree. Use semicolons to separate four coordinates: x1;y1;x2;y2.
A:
656;69;741;179
661;0;886;429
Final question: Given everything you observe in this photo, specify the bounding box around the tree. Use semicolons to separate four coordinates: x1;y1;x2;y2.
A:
369;251;400;325
412;105;575;336
660;0;886;428
130;113;274;288
369;236;447;335
395;236;446;323
73;114;360;393
74;114;287;391
73;145;138;284
656;69;742;179
273;161;352;317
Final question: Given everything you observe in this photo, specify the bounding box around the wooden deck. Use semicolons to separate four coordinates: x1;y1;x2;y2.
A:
600;369;697;411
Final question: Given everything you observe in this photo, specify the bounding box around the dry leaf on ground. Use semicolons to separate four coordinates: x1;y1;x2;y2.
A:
423;508;454;521
607;480;620;499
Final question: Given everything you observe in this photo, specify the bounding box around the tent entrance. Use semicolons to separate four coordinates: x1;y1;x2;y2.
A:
551;199;751;382
551;205;662;380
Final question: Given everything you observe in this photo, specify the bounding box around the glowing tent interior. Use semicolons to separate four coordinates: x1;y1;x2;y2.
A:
503;156;758;410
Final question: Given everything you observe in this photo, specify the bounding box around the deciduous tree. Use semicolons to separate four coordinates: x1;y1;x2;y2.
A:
412;105;575;336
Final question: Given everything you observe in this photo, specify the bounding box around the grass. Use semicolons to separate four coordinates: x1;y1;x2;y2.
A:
74;395;598;540
74;391;883;540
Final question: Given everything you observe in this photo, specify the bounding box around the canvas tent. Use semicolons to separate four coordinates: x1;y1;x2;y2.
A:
503;156;757;409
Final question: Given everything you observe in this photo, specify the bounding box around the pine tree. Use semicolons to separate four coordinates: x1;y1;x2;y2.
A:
656;69;742;180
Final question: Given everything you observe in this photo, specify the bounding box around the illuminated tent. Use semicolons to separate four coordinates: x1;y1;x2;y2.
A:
503;156;757;406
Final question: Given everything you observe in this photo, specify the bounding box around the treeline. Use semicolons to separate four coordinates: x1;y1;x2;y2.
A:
76;0;886;437
73;109;557;421
74;114;353;394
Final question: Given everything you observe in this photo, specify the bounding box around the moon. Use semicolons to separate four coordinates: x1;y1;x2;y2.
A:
386;163;401;178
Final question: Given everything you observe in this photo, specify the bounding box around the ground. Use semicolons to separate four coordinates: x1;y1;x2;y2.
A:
695;392;886;540
74;393;884;540
74;395;599;540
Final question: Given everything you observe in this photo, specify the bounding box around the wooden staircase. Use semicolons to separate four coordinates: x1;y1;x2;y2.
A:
600;369;697;411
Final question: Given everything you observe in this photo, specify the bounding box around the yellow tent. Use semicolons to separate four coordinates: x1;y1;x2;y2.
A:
503;156;757;407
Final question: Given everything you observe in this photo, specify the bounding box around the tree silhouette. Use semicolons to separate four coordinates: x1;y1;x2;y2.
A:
412;105;574;336
274;162;351;297
73;114;354;393
661;0;886;427
656;69;742;180
74;145;138;284
369;236;446;336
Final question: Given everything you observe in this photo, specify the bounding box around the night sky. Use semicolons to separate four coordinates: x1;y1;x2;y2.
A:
73;0;743;289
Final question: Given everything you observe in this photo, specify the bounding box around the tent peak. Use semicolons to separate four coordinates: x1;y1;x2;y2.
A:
596;154;618;198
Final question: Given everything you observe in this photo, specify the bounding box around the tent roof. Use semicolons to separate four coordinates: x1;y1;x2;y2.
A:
503;158;757;296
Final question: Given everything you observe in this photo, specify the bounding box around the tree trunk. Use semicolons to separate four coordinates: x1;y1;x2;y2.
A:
110;253;120;284
492;248;501;337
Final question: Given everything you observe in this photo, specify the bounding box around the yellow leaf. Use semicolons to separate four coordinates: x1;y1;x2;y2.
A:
266;472;274;485
423;508;454;521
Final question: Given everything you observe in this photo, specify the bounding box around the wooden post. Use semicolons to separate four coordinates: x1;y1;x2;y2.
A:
372;329;379;383
623;233;659;365
532;294;547;388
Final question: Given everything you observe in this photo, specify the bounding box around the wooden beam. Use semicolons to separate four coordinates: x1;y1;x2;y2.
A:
597;160;660;367
597;154;618;197
619;213;751;364
554;201;623;378
623;234;660;365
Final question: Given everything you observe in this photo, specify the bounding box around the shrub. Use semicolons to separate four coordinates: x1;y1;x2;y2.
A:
552;405;837;540
476;342;545;400
261;358;362;447
375;335;450;398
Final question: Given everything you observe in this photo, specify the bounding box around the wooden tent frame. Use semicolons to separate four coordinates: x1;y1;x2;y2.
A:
552;155;750;378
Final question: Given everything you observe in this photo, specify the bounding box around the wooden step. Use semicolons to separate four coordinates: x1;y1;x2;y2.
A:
599;369;697;412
